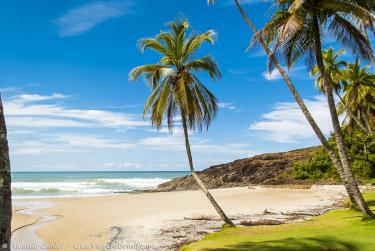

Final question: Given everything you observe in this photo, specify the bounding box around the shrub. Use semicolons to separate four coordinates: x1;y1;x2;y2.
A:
290;148;338;180
290;129;375;182
352;160;373;179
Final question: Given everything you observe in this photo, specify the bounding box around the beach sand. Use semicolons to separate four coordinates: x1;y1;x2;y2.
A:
12;186;347;251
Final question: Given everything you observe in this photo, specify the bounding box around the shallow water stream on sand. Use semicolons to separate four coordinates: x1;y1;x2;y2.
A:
12;201;58;251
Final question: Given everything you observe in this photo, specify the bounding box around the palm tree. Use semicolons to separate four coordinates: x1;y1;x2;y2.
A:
311;48;346;93
311;48;370;133
261;0;374;218
207;0;359;206
129;20;234;226
0;93;11;251
352;1;375;70
338;60;375;133
359;21;375;70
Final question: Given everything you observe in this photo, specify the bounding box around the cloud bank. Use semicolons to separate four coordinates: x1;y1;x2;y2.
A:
249;95;335;143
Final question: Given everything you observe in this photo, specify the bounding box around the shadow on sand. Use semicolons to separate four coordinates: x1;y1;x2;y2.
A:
205;237;358;251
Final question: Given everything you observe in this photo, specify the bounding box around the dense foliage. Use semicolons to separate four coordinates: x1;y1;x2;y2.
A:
291;130;375;184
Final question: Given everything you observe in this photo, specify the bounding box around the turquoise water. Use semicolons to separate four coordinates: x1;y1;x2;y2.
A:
11;171;189;198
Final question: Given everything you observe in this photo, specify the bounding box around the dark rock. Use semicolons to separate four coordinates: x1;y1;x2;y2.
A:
156;146;321;192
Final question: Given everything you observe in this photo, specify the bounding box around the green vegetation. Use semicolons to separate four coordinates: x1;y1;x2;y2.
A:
210;0;375;218
260;0;375;217
290;48;375;184
290;147;339;180
182;191;375;251
290;130;375;183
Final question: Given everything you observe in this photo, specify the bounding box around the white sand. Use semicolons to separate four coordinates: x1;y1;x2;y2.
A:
12;186;347;251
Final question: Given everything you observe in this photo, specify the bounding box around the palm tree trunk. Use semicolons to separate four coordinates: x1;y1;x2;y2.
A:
0;93;12;251
313;16;374;218
363;112;373;134
335;90;371;133
232;0;358;205
181;116;234;226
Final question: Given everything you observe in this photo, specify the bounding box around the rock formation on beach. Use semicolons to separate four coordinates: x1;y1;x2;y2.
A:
156;147;321;191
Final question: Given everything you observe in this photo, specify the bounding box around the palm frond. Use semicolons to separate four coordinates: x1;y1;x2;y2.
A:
131;19;219;132
328;14;371;60
185;56;221;79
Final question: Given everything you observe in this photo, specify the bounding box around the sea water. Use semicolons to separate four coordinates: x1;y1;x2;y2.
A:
11;171;188;198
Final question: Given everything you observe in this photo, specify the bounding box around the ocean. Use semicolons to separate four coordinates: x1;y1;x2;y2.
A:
11;171;189;198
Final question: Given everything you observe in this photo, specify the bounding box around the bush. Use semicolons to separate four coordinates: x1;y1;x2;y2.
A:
364;178;375;185
352;160;373;179
290;129;375;182
290;148;338;180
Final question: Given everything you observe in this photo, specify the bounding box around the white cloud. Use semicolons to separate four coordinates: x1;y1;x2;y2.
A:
15;93;68;102
4;93;146;129
139;134;184;149
7;116;92;128
11;133;136;155
139;132;255;155
263;66;307;81
218;102;237;110
54;134;135;149
102;162;142;169
249;95;334;143
263;68;282;81
54;0;133;37
0;86;21;93
4;92;144;155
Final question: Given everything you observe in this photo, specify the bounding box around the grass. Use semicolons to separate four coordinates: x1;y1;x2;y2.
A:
181;191;375;251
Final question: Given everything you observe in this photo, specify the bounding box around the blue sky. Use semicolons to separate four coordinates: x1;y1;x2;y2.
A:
0;0;373;171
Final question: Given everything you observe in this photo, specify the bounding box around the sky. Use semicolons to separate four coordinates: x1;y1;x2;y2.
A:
0;0;373;172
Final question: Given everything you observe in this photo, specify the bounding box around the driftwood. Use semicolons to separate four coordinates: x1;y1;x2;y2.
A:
281;208;333;217
183;216;235;221
263;209;277;215
240;219;284;226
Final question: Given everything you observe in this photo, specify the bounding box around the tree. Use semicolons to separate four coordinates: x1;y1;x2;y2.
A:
359;21;375;70
129;20;234;226
339;60;375;133
207;0;359;206
261;0;374;218
311;48;370;133
0;93;11;251
311;48;347;93
352;1;375;70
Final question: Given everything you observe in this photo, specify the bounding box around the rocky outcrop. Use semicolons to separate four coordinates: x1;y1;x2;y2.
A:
156;147;319;192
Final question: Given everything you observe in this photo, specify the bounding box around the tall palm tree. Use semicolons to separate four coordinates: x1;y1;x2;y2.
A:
129;20;234;226
311;48;370;133
338;60;375;133
0;93;11;251
352;1;375;70
261;0;374;218
359;21;375;70
207;0;359;206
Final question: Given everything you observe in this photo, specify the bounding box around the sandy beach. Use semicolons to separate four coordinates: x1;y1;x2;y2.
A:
11;186;348;251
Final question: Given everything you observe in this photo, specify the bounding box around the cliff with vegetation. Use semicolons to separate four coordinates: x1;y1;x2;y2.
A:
156;147;322;192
